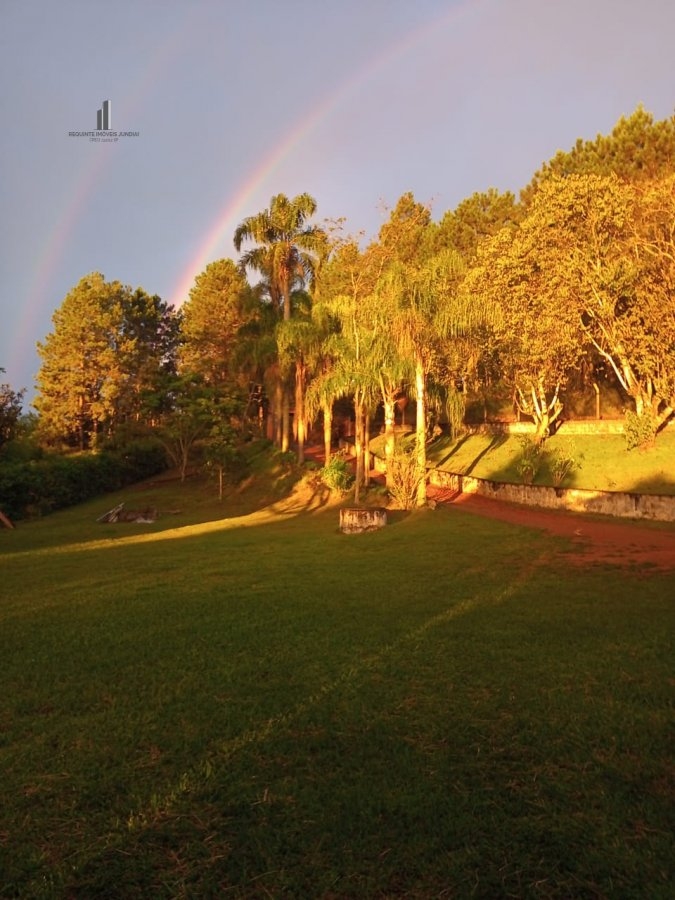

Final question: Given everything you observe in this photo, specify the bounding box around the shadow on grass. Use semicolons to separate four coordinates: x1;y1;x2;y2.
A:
463;434;509;475
433;434;510;476
434;433;471;467
627;473;675;496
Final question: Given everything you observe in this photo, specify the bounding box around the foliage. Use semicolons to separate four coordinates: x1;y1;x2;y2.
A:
318;452;353;493
0;439;167;520
203;422;247;500
155;376;243;482
515;435;544;484
467;183;586;439
523;105;675;202
234;192;327;322
35;273;180;448
179;258;256;386
624;409;658;451
386;442;424;509
0;372;24;450
546;438;582;487
433;187;521;259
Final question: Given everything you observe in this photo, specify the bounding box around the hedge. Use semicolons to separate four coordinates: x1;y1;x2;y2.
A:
0;439;168;521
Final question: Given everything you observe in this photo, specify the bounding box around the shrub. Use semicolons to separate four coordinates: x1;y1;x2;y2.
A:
547;439;582;487
387;445;423;510
0;442;168;521
516;435;543;484
319;453;353;493
624;409;658;450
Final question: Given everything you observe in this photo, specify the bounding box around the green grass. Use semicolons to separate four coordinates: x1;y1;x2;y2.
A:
418;430;675;494
1;462;673;898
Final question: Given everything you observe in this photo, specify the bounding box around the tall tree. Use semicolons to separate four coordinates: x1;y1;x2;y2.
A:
180;259;254;387
36;273;132;448
376;248;482;505
433;188;521;260
234;192;326;322
466;182;591;440
117;288;181;424
234;193;327;454
522;106;675;204
311;238;383;501
35;273;178;447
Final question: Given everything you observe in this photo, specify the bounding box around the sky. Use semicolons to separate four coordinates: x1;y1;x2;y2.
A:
1;0;673;404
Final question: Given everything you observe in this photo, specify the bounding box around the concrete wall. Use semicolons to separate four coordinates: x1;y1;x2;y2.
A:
427;469;675;523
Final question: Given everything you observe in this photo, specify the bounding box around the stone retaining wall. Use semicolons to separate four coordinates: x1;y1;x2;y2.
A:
465;420;626;435
427;469;675;523
338;438;675;522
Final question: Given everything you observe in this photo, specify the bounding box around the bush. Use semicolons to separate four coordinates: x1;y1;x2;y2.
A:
516;435;543;484
387;445;423;510
0;441;168;521
624;409;658;450
319;453;353;493
546;439;582;487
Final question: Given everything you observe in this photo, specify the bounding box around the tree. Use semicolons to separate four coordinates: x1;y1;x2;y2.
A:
0;370;24;450
234;192;326;323
180;259;255;387
311;238;383;501
523;106;675;204
117;288;181;425
234;193;327;454
35;274;179;448
527;173;675;434
376;248;482;504
154;375;228;482
467;191;586;440
469;172;675;441
433;188;521;260
582;173;675;434
35;273;132;448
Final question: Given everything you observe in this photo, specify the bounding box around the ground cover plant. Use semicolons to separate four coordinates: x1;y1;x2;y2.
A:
1;462;673;898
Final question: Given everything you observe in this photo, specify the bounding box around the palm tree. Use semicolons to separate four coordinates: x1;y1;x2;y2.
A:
376;249;487;505
234;194;326;452
234;193;326;322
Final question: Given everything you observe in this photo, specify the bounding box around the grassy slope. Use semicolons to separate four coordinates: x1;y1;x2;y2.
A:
416;430;675;494
1;459;673;898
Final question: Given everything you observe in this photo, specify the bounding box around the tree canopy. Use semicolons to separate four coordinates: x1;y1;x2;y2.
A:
29;106;675;478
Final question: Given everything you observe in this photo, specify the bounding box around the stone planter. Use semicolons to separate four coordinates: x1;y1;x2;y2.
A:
339;507;387;534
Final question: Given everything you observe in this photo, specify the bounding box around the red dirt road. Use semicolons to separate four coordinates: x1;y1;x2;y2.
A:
428;486;675;572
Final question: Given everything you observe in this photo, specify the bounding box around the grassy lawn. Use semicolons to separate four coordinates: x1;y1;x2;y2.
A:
1;465;673;897
418;429;675;494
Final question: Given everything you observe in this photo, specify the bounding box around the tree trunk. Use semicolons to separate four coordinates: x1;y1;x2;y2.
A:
354;397;364;504
364;413;371;487
281;388;290;454
272;378;283;445
322;401;332;466
295;359;306;465
415;356;427;506
383;397;396;488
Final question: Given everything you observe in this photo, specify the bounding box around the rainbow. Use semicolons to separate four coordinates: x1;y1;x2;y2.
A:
167;0;476;308
15;0;476;385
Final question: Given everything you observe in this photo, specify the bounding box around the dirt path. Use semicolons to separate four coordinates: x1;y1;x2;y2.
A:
428;486;675;572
